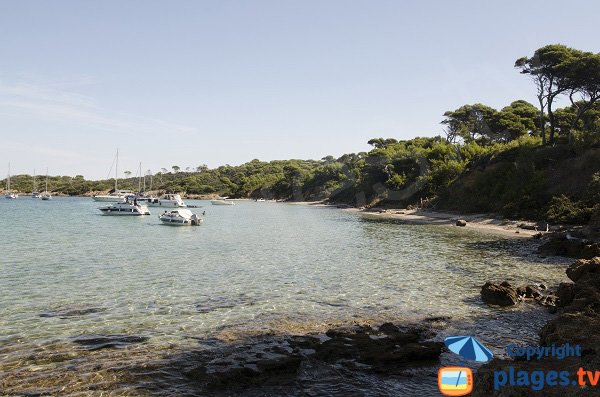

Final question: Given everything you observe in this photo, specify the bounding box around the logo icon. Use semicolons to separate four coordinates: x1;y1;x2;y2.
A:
444;336;493;362
438;366;473;396
438;336;492;395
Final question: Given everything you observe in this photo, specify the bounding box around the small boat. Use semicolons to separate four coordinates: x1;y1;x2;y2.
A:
32;169;41;198
92;149;133;202
5;162;18;199
98;201;151;215
92;191;133;202
41;168;51;200
159;209;203;225
256;198;266;202
211;197;234;206
141;193;186;207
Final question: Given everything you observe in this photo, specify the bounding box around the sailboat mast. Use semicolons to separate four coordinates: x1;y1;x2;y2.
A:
7;162;10;191
33;168;36;192
115;149;119;192
45;168;48;193
138;162;142;193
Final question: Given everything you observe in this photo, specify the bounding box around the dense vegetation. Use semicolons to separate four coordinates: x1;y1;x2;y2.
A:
3;44;600;224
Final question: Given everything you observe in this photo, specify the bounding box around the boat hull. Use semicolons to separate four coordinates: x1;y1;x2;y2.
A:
92;195;125;202
98;204;150;215
211;200;234;206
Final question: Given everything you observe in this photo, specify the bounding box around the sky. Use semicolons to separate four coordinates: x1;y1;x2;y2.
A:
1;0;599;179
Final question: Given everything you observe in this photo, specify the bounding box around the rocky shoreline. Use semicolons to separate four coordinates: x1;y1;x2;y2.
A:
473;256;600;396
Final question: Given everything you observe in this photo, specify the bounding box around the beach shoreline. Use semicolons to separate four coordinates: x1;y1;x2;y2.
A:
293;201;542;239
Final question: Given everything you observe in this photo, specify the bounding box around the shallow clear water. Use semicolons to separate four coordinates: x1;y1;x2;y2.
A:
0;197;569;395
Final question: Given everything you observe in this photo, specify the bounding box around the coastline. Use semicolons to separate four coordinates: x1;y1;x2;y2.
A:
294;201;542;239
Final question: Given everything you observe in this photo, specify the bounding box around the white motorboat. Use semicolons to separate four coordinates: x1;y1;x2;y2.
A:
5;162;18;199
211;197;234;205
92;190;133;202
98;201;151;215
142;193;186;207
158;209;203;225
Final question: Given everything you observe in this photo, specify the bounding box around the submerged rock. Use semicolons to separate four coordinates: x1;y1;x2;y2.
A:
315;324;442;373
71;334;149;350
40;305;106;318
161;323;443;393
538;234;600;259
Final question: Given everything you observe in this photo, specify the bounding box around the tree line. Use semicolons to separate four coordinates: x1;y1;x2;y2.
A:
3;44;600;224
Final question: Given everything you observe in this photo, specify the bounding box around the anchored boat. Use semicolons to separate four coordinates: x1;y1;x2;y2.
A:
158;209;202;225
92;149;134;202
137;193;186;207
98;201;151;215
210;197;234;205
5;163;18;199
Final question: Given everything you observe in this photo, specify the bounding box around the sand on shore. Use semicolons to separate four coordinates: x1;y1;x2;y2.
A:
353;208;541;238
292;201;542;239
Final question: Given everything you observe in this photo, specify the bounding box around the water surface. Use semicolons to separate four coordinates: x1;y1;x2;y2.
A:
0;198;569;395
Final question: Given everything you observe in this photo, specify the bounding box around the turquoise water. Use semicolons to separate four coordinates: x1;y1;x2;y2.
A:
0;197;569;394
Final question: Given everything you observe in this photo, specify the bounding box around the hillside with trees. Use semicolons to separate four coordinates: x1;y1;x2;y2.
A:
3;44;600;224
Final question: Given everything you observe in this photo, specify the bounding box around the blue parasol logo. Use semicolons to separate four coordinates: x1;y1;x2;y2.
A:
444;336;493;362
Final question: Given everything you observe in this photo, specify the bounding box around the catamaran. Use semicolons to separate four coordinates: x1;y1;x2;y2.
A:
92;149;132;202
5;163;18;199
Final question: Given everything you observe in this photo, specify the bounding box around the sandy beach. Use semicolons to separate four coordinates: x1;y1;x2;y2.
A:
290;201;543;239
354;208;544;238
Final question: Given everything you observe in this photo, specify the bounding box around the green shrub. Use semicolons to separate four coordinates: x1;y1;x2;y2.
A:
545;195;592;224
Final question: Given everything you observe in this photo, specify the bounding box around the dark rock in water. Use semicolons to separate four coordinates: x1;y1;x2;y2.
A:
489;282;556;307
481;282;521;306
538;234;600;259
39;305;106;318
316;325;442;373
71;334;149;350
161;323;443;393
473;256;600;396
455;219;467;227
524;284;542;299
557;282;576;307
565;256;600;282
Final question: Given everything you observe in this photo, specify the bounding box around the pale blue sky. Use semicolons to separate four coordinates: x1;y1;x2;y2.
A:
1;0;598;178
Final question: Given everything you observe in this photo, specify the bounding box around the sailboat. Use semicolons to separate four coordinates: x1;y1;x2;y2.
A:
5;163;18;199
41;169;51;200
32;169;41;198
130;163;184;207
92;149;132;202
